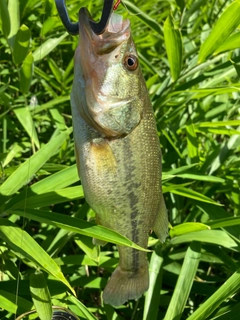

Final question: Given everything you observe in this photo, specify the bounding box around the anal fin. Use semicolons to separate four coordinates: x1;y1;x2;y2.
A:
153;193;168;242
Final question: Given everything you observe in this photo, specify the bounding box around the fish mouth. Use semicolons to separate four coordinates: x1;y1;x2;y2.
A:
79;8;130;54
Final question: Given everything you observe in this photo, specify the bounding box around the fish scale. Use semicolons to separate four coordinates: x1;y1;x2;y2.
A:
71;10;168;306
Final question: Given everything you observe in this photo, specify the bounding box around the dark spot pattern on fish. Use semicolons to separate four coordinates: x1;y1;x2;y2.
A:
120;136;143;272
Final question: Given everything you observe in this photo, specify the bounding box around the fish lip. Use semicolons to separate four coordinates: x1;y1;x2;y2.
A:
79;8;130;54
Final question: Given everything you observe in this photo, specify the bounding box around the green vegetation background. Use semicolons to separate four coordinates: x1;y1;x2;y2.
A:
1;0;240;319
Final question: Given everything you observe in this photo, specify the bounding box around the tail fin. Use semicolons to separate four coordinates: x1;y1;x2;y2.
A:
103;264;149;306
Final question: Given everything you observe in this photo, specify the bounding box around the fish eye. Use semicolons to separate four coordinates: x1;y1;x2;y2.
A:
124;54;138;71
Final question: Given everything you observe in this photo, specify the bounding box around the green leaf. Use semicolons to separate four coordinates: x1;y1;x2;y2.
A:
7;0;20;48
175;0;185;12
68;295;98;320
165;242;201;320
9;209;150;252
2;143;23;167
0;219;75;295
48;58;63;84
198;0;240;63
41;17;58;36
123;0;162;34
5;165;79;209
0;0;10;37
170;222;210;238
164;13;183;81
143;246;164;320
75;235;100;262
215;31;240;54
20;52;34;94
31;165;78;193
30;271;52;320
13;106;40;149
197;203;240;241
212;303;240;320
0;129;71;196
198;120;240;127
33;32;68;62
170;230;237;249
208;217;240;229
30;96;70;113
187;268;240;320
186;122;198;163
9;186;84;209
162;129;183;158
0;290;32;314
174;173;225;183
169;187;221;205
13;24;30;65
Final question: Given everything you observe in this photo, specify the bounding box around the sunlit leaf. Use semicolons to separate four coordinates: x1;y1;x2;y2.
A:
188;268;240;320
0;219;75;295
7;0;20;48
0;129;71;195
30;272;52;320
33;33;68;62
198;0;240;62
143;246;164;320
164;13;183;81
68;295;98;320
171;230;237;249
165;242;201;320
9;209;150;252
170;222;210;238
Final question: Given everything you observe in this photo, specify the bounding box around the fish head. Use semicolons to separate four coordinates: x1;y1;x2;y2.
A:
72;9;147;137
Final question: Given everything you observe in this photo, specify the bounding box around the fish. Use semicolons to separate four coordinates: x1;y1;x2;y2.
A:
70;9;168;306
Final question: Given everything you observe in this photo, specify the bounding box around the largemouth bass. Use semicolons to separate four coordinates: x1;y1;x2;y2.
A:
71;9;168;306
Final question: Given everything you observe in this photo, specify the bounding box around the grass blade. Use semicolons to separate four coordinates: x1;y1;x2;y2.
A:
143;246;164;320
0;290;32;314
0;218;75;295
187;268;240;320
14;106;40;149
169;187;221;205
170;230;237;249
165;242;201;320
33;32;68;62
198;0;240;62
68;295;98;320
30;271;52;320
9;209;150;252
215;31;240;54
7;186;84;209
0;129;71;195
123;0;162;34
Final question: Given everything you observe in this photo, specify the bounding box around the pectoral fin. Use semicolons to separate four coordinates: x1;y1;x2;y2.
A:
90;138;117;175
153;193;168;242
